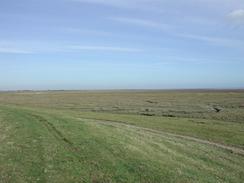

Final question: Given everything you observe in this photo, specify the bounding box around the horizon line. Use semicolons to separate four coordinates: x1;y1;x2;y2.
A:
1;88;244;92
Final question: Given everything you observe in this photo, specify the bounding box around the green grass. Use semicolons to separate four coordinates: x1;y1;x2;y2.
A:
0;90;244;182
0;90;244;123
76;112;244;148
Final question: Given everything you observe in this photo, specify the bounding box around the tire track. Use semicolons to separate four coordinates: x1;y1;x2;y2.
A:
78;118;244;156
31;114;82;161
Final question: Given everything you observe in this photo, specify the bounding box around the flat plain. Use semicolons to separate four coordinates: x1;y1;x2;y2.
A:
0;90;244;183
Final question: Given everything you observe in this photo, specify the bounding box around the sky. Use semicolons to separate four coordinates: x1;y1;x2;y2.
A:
0;0;244;90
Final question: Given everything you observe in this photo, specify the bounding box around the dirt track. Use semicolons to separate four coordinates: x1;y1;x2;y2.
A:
79;117;244;156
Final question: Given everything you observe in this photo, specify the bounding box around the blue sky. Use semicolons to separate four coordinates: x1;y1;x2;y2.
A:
0;0;244;90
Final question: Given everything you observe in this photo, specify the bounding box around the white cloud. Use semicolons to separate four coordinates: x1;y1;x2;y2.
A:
0;43;34;54
71;0;244;12
68;45;143;52
0;40;142;54
72;0;125;6
0;48;32;54
109;17;171;31
65;28;110;36
109;16;243;48
70;0;154;8
227;9;244;24
177;33;244;47
158;55;243;64
69;0;178;12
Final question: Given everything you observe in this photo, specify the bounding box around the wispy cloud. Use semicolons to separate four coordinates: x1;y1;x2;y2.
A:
68;45;143;52
0;40;143;54
71;0;127;7
227;9;244;24
70;0;244;13
176;33;244;48
65;28;111;36
183;16;218;26
0;43;34;54
159;56;243;64
70;0;152;9
0;48;33;54
109;16;243;48
109;17;171;31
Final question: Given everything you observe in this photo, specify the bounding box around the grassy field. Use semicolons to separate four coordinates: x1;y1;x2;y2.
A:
0;90;244;182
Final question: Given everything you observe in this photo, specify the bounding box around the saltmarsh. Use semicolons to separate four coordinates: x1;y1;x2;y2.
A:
0;90;243;182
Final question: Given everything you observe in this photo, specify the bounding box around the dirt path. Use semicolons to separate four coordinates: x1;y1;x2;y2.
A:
78;117;244;156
